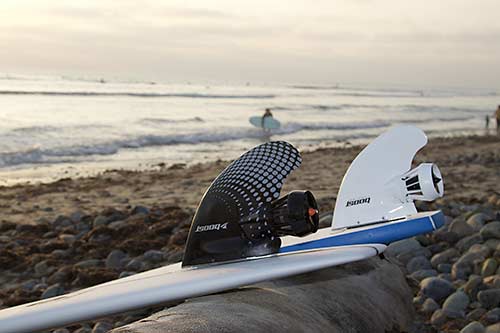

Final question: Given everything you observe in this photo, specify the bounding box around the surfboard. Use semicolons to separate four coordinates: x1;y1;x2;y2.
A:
249;116;281;129
0;126;445;333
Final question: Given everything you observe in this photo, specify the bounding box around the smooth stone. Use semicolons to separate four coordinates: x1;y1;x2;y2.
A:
143;250;165;264
467;213;491;232
482;259;498;277
483;308;500;325
410;269;438;281
431;248;458;268
92;321;113;333
119;271;136;279
59;234;76;244
427;242;448;255
478;289;500;309
430;309;448;326
452;252;485;280
485;323;500;333
108;220;127;230
106;250;128;270
484;239;500;251
74;259;102;269
464;275;484;299
460;321;485;333
413;295;426;307
420;277;455;302
421;298;440;314
457;233;483;253
466;308;487;321
469;244;492;258
41;284;65;299
480;222;500;240
34;260;54;277
438;263;452;273
33;283;48;292
125;259;145;272
385;238;431;264
93;215;109;227
131;206;149;215
407;256;432;273
449;220;475;238
439;273;453;281
442;290;469;318
484;275;500;289
53;329;71;333
70;211;84;223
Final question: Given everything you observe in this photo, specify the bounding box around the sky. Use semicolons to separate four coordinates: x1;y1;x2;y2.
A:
1;0;500;88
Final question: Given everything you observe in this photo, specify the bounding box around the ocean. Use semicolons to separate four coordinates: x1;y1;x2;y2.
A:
0;74;497;185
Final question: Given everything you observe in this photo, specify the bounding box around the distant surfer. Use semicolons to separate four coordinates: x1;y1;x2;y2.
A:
496;105;500;133
262;108;274;133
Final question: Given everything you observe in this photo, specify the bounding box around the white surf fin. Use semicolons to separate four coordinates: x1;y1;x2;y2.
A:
332;125;444;230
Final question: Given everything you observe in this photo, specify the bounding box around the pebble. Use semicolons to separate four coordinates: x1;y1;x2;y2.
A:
53;329;71;333
74;259;102;269
420;277;455;302
478;289;500;309
92;321;113;333
482;259;498;277
385;238;430;264
410;269;438;281
125;258;145;272
460;321;485;333
131;205;149;215
485;323;500;333
480;222;500;240
421;298;440;314
431;248;458;268
457;234;483;253
484;275;500;289
93;215;109;227
438;263;452;274
483;308;500;325
106;250;128;270
467;308;487;321
449;220;475;238
463;275;484;300
453;252;486;280
443;290;470;318
34;260;54;277
430;308;448;326
41;284;64;299
467;213;490;232
143;250;165;264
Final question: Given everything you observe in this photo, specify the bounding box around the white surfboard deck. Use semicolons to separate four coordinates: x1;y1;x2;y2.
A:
0;243;384;333
249;116;281;129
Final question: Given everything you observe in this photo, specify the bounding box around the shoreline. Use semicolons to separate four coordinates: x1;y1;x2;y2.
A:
0;133;499;225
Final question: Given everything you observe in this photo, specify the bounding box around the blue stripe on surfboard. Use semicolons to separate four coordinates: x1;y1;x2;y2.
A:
280;211;444;253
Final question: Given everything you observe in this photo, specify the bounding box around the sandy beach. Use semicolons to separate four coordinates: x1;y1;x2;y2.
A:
1;134;499;226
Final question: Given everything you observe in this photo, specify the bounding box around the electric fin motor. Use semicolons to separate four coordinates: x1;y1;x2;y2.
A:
182;142;319;267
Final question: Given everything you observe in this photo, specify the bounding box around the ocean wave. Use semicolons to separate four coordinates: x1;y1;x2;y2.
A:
0;90;275;99
138;117;204;125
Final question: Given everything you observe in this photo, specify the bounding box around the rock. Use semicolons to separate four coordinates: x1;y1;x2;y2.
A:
484;275;500;289
449;219;475;238
92;321;113;333
385;238;430;265
111;257;414;333
34;260;55;277
457;234;483;253
483;308;500;325
410;269;438;281
467;213;491;231
421;298;440;314
93;215;109;227
430;309;448;326
108;220;127;230
442;290;469;318
125;259;145;272
464;275;485;300
481;222;500;240
452;252;486;280
478;289;500;309
431;248;458;268
469;244;492;258
131;206;149;215
41;284;65;299
467;308;487;321
484;239;500;251
482;259;498;277
53;329;71;333
119;271;136;279
460;321;485;333
420;277;455;302
70;210;84;223
59;234;76;244
143;250;165;264
433;229;460;244
438;263;452;273
407;256;432;273
106;250;128;270
485;323;500;333
74;259;102;269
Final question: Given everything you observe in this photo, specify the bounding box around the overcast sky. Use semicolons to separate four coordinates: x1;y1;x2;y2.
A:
1;0;499;88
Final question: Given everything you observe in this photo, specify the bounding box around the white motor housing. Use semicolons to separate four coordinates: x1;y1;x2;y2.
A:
401;163;444;201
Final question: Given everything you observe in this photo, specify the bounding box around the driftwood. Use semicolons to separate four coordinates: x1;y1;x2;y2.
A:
112;256;413;333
